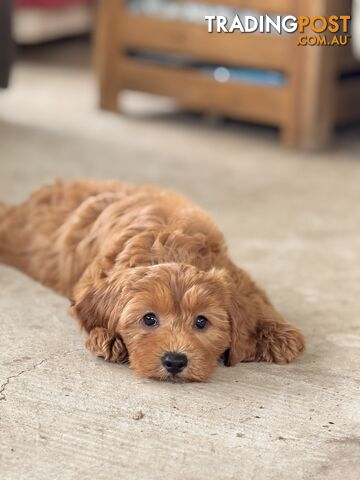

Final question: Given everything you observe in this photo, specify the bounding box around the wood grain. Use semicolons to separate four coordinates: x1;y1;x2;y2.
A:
120;59;290;126
122;14;292;72
336;80;360;124
95;0;360;148
180;0;296;14
94;0;122;111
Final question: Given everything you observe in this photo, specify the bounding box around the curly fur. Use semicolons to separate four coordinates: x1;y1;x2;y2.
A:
0;179;304;381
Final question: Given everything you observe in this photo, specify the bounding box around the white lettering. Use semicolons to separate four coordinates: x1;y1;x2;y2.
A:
217;16;228;33
265;16;282;34
205;15;216;33
283;15;298;33
229;15;244;33
244;16;258;33
205;14;302;34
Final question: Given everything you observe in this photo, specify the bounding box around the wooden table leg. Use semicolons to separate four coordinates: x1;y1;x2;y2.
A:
286;0;341;150
94;0;123;112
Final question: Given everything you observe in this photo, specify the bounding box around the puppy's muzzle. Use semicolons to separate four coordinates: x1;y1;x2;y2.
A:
162;352;188;375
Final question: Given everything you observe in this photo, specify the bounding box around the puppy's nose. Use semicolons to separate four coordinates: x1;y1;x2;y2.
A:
162;352;188;375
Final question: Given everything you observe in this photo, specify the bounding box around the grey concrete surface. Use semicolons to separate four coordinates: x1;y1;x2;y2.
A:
0;41;359;480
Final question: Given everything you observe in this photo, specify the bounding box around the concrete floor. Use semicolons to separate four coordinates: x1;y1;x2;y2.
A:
0;41;360;480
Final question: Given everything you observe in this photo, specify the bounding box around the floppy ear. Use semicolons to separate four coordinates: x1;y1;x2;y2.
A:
224;263;305;366
71;260;129;362
70;257;127;332
71;257;153;332
71;265;110;332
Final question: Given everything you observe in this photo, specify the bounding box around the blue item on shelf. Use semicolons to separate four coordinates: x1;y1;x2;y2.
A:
203;66;285;87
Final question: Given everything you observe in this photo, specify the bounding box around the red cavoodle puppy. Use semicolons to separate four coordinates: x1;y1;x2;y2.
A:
0;180;304;381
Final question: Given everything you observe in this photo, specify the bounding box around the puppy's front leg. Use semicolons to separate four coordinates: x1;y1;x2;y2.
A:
85;327;128;363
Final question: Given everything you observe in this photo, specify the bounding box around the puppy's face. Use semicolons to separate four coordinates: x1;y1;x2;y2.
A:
116;264;230;382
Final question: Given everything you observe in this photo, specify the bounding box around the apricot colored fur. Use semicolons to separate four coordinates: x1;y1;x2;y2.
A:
0;180;304;381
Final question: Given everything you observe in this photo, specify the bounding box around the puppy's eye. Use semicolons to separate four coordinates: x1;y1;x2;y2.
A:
142;313;159;328
194;315;208;330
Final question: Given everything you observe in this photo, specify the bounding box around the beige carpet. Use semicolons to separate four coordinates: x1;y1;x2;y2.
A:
0;40;360;480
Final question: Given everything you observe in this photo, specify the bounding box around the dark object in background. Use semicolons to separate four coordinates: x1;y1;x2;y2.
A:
0;0;14;88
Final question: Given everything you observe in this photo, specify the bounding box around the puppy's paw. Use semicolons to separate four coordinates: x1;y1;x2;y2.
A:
256;321;305;364
85;327;128;363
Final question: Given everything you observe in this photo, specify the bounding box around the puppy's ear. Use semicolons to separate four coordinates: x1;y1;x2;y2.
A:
224;265;305;366
71;283;108;332
224;292;259;366
71;262;146;333
71;261;122;332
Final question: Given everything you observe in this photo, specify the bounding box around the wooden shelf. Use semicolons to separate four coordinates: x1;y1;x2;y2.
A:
180;0;296;15
336;79;360;125
96;0;360;148
120;59;290;126
122;14;293;72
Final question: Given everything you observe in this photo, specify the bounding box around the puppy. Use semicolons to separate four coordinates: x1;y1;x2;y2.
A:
0;179;304;381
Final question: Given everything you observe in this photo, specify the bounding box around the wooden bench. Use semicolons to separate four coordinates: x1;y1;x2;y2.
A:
95;0;360;149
